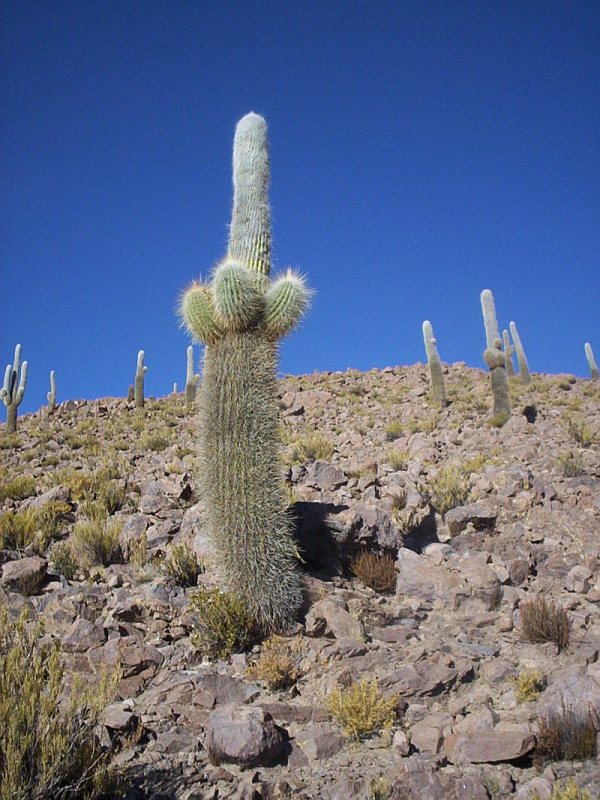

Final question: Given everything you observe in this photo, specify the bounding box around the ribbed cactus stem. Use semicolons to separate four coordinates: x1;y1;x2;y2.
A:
135;350;147;408
509;321;530;384
47;370;56;413
127;385;135;402
179;113;311;632
185;346;200;409
422;321;447;408
2;344;28;434
173;382;179;394
480;293;510;425
502;329;515;378
480;289;500;350
584;343;598;381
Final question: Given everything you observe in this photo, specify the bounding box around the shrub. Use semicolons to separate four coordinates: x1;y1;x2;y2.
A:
190;587;257;660
387;449;409;471
289;431;335;462
326;678;398;739
370;778;391;800
160;543;203;587
383;421;403;441
73;517;123;568
536;699;597;762
0;475;36;503
519;597;571;652
556;451;585;478
0;607;117;800
127;532;148;570
140;430;171;452
530;779;596;800
424;465;470;516
50;542;79;581
513;667;545;703
564;417;595;448
246;635;305;691
351;551;396;593
0;508;42;551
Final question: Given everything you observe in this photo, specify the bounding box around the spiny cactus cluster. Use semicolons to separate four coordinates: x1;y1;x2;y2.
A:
1;344;28;434
480;290;511;424
179;113;311;632
422;320;447;408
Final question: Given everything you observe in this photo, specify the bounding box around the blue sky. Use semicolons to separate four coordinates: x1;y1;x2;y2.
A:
2;1;599;415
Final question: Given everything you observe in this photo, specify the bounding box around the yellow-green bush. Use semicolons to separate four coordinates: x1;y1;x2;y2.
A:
513;667;545;703
190;587;257;660
326;678;398;739
160;543;203;587
246;635;304;691
530;779;596;800
288;432;334;462
423;465;470;516
73;517;123;568
0;475;36;503
0;607;117;800
0;508;42;551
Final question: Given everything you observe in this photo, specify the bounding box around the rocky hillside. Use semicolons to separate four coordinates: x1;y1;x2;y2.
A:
1;363;599;800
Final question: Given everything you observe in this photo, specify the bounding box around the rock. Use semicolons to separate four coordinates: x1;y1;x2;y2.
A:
104;701;138;733
23;484;70;509
63;618;106;652
205;704;286;768
306;461;348;492
346;504;403;551
305;598;363;640
410;719;444;755
294;722;345;760
396;548;461;604
0;557;47;593
447;730;535;764
563;565;592;594
445;504;497;536
381;661;459;697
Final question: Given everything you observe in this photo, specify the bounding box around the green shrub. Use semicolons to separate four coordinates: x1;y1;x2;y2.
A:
0;475;36;503
564;416;595;448
387;449;409;471
140;430;171;452
519;597;571;652
50;542;79;581
160;543;203;587
0;607;117;800
326;678;398;740
288;432;335;462
190;587;257;660
0;508;42;551
556;451;585;477
513;667;545;703
530;779;596;800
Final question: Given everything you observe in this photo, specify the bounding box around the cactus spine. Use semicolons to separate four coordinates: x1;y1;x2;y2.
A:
584;343;598;381
179;113;311;632
502;329;515;378
134;350;147;408
47;370;56;413
2;344;28;434
480;290;510;424
422;321;447;408
185;346;200;410
509;321;530;384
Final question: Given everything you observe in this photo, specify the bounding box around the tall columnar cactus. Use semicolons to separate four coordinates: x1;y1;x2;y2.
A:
1;344;28;434
509;321;530;384
584;343;598;381
480;290;510;423
185;346;200;410
134;350;147;408
502;329;515;378
179;113;311;632
422;321;447;408
47;370;56;413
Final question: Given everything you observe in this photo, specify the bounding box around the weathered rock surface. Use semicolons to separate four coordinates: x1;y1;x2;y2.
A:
204;704;287;767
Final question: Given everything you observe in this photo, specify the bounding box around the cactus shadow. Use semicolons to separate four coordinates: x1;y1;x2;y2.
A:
401;508;439;554
289;501;349;579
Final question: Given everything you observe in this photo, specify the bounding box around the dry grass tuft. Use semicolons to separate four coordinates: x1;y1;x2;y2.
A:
190;587;257;660
351;551;396;593
519;597;571;652
326;678;398;739
536;699;598;762
246;635;305;691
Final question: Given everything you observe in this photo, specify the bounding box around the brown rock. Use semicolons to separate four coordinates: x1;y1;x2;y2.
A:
447;730;535;763
305;598;363;641
0;557;47;593
205;704;286;767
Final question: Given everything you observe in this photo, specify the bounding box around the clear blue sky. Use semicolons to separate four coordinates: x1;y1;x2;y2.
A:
2;1;599;414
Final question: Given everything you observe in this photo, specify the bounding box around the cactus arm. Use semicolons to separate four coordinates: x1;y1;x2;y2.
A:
15;362;27;405
502;329;515;378
185;346;200;409
480;289;500;350
179;281;222;344
47;370;56;412
509;321;531;384
2;345;27;433
264;270;311;339
584;342;598;381
2;364;11;404
480;294;510;424
212;259;264;330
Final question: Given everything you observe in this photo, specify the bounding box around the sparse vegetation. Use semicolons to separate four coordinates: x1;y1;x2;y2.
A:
288;431;334;462
50;541;79;581
519;597;571;652
0;475;36;502
556;451;585;477
387;448;409;471
160;543;203;587
351;551;396;593
564;416;595;448
73;516;123;568
246;635;305;690
0;508;43;551
383;421;403;441
190;587;257;660
513;667;545;703
326;678;398;739
530;779;596;800
535;699;597;762
423;465;470;516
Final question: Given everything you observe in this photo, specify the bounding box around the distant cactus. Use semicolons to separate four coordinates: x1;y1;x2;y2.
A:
47;370;56;413
173;382;179;394
502;329;515;378
127;385;135;402
185;345;200;410
585;343;598;381
509;321;530;384
422;321;447;408
179;113;311;633
134;350;147;408
480;291;510;424
1;344;28;434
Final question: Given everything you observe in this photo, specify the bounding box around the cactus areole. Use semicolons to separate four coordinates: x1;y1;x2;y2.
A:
179;113;311;632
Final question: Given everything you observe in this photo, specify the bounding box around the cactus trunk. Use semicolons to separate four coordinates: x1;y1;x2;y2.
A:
509;321;530;384
481;290;510;425
422;321;447;408
502;329;515;378
585;343;598;381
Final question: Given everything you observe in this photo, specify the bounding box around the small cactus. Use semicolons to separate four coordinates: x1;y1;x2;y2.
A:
134;350;147;408
185;346;200;410
127;385;135;402
422;320;447;408
173;382;179;394
509;321;530;384
480;291;510;424
502;329;515;378
2;344;28;434
47;370;56;413
585;343;598;381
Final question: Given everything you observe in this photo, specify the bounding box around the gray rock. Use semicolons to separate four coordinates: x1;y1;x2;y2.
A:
306;461;348;492
294;722;345;760
0;556;47;593
445;504;497;536
447;730;535;764
205;704;286;767
305;598;363;641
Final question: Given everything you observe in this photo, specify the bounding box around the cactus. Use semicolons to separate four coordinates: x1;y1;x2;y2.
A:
173;382;179;394
134;350;147;408
47;370;56;413
509;321;530;384
585;343;598;381
179;113;311;633
422;321;447;408
502;329;515;378
480;291;510;424
2;344;28;434
127;385;135;402
185;346;200;410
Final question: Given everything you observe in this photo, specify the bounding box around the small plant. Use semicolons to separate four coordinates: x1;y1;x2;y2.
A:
50;541;79;581
564;416;595;448
246;635;305;690
519;597;571;652
383;421;403;441
423;465;470;516
140;430;171;452
190;586;257;660
0;475;36;503
535;699;597;762
73;517;123;568
289;431;334;462
0;607;117;800
0;508;42;551
326;678;398;739
351;551;396;593
370;777;391;800
556;451;585;478
531;779;596;800
127;532;148;570
513;667;545;703
387;449;409;471
160;542;203;587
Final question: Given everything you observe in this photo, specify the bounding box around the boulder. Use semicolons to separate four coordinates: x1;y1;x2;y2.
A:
205;704;286;767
